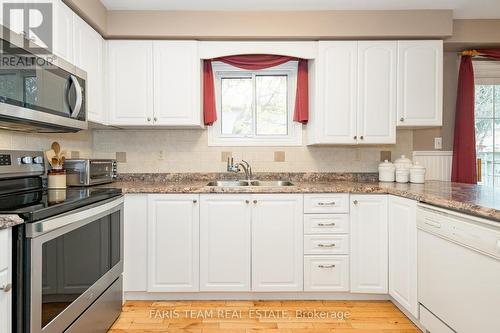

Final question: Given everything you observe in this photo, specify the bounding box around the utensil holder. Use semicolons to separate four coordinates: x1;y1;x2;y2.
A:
48;169;66;189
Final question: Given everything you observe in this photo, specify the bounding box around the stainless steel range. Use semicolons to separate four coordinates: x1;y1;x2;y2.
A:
0;150;123;333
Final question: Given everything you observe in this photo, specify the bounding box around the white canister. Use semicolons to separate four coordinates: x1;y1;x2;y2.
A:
409;162;426;184
48;169;66;189
395;169;410;183
394;155;413;171
378;160;395;182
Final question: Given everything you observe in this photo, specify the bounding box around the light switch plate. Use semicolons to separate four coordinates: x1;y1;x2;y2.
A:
434;137;443;150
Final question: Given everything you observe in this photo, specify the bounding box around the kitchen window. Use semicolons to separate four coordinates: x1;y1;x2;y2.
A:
475;84;500;186
208;61;302;146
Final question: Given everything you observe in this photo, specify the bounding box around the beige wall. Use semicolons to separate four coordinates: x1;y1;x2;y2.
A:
91;129;413;173
105;10;452;39
63;0;107;35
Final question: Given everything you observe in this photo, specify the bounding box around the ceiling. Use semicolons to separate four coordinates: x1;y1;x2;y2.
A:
100;0;500;19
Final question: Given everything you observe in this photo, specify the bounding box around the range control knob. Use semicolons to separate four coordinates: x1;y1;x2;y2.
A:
21;156;33;164
33;156;44;164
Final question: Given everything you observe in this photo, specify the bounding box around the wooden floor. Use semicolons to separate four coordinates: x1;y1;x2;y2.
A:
108;300;421;333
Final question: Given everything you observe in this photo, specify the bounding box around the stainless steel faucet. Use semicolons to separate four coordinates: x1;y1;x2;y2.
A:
227;158;253;181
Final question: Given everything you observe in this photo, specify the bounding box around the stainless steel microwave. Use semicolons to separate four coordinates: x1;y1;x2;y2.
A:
0;29;87;133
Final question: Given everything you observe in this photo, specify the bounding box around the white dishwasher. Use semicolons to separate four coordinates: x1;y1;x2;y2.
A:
417;204;500;333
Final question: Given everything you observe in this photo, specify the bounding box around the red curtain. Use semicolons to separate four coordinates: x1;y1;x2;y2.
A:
203;55;308;126
451;55;476;183
452;49;500;184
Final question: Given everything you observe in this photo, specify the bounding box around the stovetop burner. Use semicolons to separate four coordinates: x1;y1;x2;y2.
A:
0;186;122;222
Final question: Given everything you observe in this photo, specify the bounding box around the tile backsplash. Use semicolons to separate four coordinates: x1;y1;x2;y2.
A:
0;128;413;173
92;129;413;173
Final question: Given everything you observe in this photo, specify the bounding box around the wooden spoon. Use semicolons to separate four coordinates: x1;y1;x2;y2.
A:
51;157;59;168
45;149;56;167
51;142;61;156
60;156;65;167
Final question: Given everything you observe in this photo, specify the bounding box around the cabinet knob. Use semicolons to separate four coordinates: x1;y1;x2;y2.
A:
360;136;364;140
400;117;405;122
353;135;357;140
154;117;158;122
0;283;12;292
253;200;257;204
353;200;358;205
147;117;151;122
193;200;197;204
245;200;250;204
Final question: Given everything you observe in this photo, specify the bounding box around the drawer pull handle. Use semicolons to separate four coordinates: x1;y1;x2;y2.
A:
318;201;336;206
424;219;441;228
318;243;336;248
318;222;336;227
318;264;336;269
0;283;12;292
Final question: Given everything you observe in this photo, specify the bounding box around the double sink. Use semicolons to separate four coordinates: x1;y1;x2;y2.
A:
206;180;295;187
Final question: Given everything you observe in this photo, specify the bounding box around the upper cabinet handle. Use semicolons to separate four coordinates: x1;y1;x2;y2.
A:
353;200;358;205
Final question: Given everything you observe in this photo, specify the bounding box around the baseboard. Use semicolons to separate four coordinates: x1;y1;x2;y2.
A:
390;297;425;332
124;291;391;301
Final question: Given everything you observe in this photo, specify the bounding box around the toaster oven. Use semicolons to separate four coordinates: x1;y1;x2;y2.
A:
65;159;117;186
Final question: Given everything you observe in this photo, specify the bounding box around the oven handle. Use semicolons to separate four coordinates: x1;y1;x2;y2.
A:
26;196;123;238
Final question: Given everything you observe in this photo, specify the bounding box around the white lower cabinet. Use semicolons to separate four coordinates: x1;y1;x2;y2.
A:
0;228;12;333
388;196;418;317
148;194;199;292
252;194;303;291
200;195;252;291
123;194;148;292
304;255;349;292
350;195;388;294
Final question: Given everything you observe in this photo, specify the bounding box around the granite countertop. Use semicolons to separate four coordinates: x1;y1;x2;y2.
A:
104;173;500;223
0;214;24;230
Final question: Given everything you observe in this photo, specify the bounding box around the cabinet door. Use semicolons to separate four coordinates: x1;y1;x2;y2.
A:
148;194;199;292
357;41;397;144
350;195;388;293
74;15;105;124
108;40;154;125
397;40;443;127
123;194;148;292
388;196;418;317
153;41;201;126
252;194;303;291
52;0;74;62
312;41;357;144
0;229;12;333
200;195;251;291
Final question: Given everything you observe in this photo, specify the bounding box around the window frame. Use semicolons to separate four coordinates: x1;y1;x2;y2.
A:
208;61;302;147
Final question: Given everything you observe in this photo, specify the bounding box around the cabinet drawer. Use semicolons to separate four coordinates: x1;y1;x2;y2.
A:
420;305;455;333
304;255;349;291
304;214;349;234
304;194;349;213
304;235;349;254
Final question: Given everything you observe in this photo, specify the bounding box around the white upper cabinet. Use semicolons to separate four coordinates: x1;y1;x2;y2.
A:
52;0;74;62
357;41;397;144
310;41;358;144
251;194;303;291
148;194;199;292
107;40;202;127
74;15;106;124
309;41;396;145
397;40;443;127
200;195;252;291
388;196;418;317
108;40;154;125
153;41;201;126
350;195;388;294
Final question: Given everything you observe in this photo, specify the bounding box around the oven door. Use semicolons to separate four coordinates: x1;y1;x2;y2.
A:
26;196;123;333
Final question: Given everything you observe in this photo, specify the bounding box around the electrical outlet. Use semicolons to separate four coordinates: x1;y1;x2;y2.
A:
434;137;443;150
159;150;166;160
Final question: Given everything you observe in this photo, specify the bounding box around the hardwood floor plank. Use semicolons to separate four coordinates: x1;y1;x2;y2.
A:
108;301;421;333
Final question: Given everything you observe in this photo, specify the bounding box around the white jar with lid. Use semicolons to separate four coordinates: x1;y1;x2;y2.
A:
394;155;413;171
378;160;395;182
395;169;410;183
409;162;426;184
